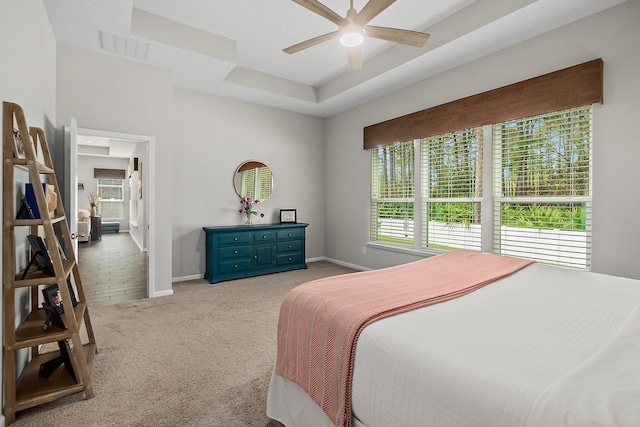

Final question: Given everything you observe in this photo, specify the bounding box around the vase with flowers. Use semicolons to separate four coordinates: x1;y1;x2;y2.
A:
239;197;264;225
88;194;99;217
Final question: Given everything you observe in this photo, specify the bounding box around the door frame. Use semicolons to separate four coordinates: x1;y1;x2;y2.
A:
65;126;157;298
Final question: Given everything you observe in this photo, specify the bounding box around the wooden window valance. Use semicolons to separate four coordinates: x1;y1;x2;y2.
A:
363;58;603;150
94;168;126;179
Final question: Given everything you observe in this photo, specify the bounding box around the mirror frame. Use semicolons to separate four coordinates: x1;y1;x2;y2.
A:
233;160;274;202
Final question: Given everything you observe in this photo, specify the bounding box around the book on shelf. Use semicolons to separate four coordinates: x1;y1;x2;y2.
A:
24;183;57;219
25;183;46;219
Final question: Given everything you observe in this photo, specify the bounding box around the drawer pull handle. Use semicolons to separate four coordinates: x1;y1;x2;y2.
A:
288;245;292;248
234;250;238;254
288;257;292;261
288;233;292;236
263;235;267;239
254;256;258;259
234;265;238;268
234;237;238;241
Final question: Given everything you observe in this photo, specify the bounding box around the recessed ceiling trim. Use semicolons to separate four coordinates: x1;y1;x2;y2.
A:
130;8;236;64
224;67;318;103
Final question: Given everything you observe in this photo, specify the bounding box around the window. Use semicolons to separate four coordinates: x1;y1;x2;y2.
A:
421;129;483;251
493;106;592;268
370;106;592;269
370;141;414;245
97;178;124;219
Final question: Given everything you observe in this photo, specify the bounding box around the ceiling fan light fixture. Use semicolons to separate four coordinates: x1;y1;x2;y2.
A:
340;28;364;47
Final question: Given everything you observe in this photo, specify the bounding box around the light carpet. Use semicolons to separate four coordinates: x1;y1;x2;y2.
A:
12;261;356;427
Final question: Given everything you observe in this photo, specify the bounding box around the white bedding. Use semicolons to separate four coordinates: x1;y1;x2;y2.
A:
267;263;640;427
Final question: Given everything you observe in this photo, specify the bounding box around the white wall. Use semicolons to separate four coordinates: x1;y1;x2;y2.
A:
0;0;57;422
77;156;130;229
324;0;640;279
172;89;325;279
55;44;174;296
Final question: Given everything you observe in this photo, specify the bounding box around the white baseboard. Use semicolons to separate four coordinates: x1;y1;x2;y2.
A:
311;256;370;272
172;274;204;283
150;289;174;298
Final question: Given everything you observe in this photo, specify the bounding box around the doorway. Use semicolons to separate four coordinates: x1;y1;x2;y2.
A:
64;126;157;302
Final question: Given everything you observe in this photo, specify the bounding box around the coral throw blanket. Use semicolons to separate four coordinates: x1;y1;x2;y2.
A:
275;251;534;427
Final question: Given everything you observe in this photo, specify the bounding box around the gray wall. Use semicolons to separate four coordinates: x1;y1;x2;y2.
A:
172;89;325;280
54;46;326;282
324;0;640;279
0;0;57;421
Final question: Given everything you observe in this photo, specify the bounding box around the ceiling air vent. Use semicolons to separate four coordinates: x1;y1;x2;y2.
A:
99;30;150;60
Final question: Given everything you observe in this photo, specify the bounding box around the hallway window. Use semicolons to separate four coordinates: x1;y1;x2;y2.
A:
97;178;124;219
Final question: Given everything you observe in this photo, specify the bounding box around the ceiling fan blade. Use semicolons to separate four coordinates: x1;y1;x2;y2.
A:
292;0;347;26
354;0;396;26
283;31;339;54
365;25;430;47
347;46;362;72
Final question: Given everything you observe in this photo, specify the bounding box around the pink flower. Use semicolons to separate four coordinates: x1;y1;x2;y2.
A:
239;197;262;220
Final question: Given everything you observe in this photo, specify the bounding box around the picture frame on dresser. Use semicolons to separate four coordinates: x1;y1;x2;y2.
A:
280;209;297;224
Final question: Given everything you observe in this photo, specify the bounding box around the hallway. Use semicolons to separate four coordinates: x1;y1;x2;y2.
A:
77;232;148;308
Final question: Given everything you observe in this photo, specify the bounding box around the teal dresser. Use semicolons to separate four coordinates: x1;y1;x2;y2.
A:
203;223;308;283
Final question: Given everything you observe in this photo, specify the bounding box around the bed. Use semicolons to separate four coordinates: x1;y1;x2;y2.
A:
267;252;640;427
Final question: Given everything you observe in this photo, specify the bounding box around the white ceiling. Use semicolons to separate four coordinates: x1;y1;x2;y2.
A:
44;0;624;122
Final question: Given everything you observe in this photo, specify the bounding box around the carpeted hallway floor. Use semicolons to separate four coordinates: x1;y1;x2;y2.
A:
11;261;356;427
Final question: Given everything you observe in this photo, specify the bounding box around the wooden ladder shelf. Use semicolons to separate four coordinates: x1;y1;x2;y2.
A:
3;101;97;424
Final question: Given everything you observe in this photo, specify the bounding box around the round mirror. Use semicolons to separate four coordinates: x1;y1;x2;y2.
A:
233;161;274;202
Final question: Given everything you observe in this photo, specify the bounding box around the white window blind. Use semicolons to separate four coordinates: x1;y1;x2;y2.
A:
493;106;592;268
97;178;125;219
371;141;414;245
421;129;483;251
129;173;139;226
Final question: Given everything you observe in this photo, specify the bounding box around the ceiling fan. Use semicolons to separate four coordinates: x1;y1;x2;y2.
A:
284;0;430;72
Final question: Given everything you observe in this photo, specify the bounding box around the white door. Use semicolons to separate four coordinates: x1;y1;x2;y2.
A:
64;118;79;258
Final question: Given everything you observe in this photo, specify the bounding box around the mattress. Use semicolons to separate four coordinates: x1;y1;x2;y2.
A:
267;262;640;427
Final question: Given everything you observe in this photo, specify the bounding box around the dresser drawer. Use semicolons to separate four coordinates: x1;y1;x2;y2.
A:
218;259;252;274
276;240;302;253
252;231;276;242
277;228;304;240
276;252;304;266
218;246;252;260
217;233;252;246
